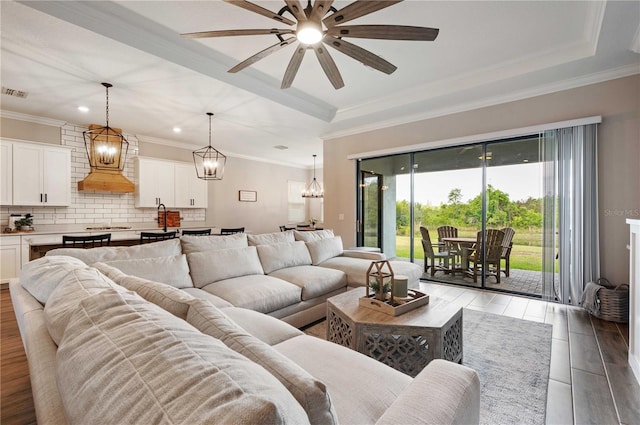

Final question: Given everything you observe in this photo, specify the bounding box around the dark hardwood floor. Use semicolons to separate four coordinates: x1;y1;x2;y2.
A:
1;287;36;424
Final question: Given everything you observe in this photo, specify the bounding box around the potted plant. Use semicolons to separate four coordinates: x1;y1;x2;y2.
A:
15;214;33;231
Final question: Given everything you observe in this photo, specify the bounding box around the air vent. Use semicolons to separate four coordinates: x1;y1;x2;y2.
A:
1;86;29;98
273;145;289;150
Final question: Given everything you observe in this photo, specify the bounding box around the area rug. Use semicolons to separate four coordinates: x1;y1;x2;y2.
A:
303;308;552;425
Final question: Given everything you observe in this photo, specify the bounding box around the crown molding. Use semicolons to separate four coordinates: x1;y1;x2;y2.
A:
0;110;67;127
323;64;640;141
584;1;607;55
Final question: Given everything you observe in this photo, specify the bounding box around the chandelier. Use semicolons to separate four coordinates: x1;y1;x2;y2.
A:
83;82;128;171
302;154;323;198
193;113;226;180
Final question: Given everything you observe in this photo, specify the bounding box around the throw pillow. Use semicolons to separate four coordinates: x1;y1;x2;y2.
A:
180;233;248;255
256;241;312;274
187;246;264;288
248;231;295;246
306;236;344;265
46;239;182;264
115;274;196;320
187;299;338;425
293;229;334;242
100;254;193;288
20;255;90;304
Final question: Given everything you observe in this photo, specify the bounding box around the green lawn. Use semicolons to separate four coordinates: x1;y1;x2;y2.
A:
395;235;544;271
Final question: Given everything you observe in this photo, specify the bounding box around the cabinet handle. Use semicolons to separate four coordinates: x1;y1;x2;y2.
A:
45;193;48;203
40;193;43;202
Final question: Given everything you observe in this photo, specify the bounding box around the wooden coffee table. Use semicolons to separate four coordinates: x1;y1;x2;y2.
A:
327;287;463;377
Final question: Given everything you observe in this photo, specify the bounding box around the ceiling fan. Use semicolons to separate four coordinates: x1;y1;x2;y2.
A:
181;0;439;89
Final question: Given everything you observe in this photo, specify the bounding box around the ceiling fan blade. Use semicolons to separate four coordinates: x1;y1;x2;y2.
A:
281;44;307;89
181;28;295;39
312;44;344;89
228;37;297;73
284;0;307;22
310;0;335;21
224;0;296;26
327;25;439;41
323;36;396;74
323;0;402;28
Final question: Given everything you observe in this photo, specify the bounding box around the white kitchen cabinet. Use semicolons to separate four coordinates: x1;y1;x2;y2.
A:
0;142;12;205
11;141;71;206
174;163;208;208
0;236;21;284
135;157;175;207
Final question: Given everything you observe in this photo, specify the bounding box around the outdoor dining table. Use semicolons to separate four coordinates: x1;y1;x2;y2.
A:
441;237;477;274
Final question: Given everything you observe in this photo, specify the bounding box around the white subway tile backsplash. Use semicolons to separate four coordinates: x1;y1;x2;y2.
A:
1;123;206;228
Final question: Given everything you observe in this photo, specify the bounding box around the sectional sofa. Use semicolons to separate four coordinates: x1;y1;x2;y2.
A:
10;230;480;424
43;230;424;328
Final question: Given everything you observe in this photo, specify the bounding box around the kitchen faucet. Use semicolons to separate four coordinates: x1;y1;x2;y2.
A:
157;203;167;232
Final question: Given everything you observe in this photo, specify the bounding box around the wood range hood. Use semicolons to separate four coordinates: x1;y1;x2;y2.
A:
77;124;135;193
77;169;134;193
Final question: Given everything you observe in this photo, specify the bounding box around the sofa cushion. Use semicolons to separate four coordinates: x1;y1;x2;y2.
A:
248;231;294;246
44;267;123;345
182;287;233;308
20;255;89;304
187;299;338;425
222;307;303;346
116;274;195;320
45;238;182;264
257;241;312;274
100;254;193;288
180;233;248;254
293;229;334;242
187;246;264;287
269;266;347;301
201;275;302;314
57;290;310;425
275;335;411;424
306;236;344;266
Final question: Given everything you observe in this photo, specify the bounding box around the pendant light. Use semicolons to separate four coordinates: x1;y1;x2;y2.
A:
302;154;323;198
193;112;226;180
83;82;129;171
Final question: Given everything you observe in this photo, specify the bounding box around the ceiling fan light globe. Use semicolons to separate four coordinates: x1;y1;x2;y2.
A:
297;21;322;45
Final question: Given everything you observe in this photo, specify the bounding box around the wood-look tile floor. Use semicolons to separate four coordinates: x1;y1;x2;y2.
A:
2;284;639;425
419;281;640;425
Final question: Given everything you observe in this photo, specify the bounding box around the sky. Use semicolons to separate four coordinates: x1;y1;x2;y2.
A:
396;163;543;205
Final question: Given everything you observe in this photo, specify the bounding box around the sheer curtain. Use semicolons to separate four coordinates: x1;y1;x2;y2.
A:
543;124;599;304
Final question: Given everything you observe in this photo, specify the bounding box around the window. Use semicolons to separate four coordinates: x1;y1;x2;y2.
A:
288;181;305;223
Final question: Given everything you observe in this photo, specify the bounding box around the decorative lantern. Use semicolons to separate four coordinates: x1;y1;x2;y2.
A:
366;260;395;302
193;112;226;180
83;83;128;171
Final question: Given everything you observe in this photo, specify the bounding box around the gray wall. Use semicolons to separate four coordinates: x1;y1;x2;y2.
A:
323;75;640;285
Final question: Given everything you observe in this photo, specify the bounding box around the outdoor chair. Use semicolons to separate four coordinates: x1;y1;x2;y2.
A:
62;233;111;248
181;229;211;236
420;226;452;276
437;225;460;262
499;227;516;277
465;229;505;283
220;227;244;235
140;231;177;244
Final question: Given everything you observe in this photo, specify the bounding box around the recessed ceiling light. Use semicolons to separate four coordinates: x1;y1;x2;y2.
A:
77;106;89;113
173;127;181;133
273;145;289;150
